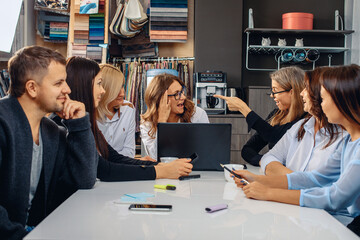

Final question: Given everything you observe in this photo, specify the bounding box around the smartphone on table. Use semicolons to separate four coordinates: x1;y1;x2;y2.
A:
189;152;199;164
128;204;172;212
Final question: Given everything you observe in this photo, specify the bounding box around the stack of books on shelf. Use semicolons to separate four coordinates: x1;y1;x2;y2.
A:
71;44;87;58
149;0;188;42
49;22;68;41
37;11;69;42
89;14;104;44
69;0;105;61
86;45;102;61
74;14;89;44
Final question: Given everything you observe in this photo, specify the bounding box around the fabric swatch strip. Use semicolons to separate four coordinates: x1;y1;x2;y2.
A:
149;0;188;42
70;0;106;60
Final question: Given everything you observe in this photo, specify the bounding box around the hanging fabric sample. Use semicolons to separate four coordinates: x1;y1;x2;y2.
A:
120;31;158;57
109;0;148;38
149;0;188;42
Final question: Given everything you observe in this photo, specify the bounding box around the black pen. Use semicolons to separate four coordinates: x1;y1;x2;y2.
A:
220;164;249;185
179;174;201;180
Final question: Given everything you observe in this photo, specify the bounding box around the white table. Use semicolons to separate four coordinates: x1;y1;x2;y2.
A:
25;167;358;240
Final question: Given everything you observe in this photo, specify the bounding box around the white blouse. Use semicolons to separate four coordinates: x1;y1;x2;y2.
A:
260;116;346;173
140;106;209;160
97;100;136;158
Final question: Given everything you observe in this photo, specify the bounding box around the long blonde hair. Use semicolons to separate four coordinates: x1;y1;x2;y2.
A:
97;64;125;122
141;73;195;138
270;66;305;125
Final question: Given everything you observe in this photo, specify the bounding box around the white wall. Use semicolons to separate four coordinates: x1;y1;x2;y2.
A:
345;0;360;64
0;0;36;61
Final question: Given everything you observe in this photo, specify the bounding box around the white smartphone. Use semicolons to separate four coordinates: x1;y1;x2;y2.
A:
128;204;172;212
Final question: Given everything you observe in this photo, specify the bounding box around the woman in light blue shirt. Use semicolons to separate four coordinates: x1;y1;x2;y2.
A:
261;67;345;175
233;64;360;226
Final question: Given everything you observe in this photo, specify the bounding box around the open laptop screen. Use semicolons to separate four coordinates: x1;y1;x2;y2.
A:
157;123;231;171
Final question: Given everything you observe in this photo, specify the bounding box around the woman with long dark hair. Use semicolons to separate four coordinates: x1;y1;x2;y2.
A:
260;67;345;175
233;64;360;226
61;57;192;181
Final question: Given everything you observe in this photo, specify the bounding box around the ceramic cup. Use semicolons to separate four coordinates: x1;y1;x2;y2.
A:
160;157;178;163
224;164;244;182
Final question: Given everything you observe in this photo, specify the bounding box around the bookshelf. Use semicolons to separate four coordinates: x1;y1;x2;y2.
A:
67;0;109;63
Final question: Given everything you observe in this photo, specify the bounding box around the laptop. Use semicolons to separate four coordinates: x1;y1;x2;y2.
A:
157;123;232;171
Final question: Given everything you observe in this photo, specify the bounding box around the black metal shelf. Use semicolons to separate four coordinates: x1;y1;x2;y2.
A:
248;45;349;54
244;28;354;71
244;28;354;36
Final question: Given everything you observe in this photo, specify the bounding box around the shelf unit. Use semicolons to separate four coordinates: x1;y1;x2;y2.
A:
67;0;109;63
244;28;354;71
245;28;354;35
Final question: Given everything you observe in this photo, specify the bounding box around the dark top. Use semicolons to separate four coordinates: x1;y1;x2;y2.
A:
97;144;157;182
0;96;97;240
348;215;360;237
241;109;305;166
51;114;158;182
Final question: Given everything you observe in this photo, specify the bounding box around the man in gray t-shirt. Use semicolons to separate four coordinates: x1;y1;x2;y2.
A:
0;46;98;240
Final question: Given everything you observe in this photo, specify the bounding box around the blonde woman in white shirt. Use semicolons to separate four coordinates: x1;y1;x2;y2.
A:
97;64;153;160
141;73;209;160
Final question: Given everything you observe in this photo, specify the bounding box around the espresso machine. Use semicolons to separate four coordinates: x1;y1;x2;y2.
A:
194;71;227;114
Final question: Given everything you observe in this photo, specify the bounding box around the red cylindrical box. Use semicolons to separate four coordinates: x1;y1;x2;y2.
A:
282;12;314;30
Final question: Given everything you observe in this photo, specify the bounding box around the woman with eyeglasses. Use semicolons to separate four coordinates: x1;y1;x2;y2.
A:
215;66;306;166
233;64;360;228
260;67;345;176
141;73;209;160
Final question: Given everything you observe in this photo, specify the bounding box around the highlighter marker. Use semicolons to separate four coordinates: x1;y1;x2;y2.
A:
205;204;228;213
154;184;176;190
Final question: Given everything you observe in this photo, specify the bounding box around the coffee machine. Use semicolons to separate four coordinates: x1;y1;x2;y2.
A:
194;71;227;114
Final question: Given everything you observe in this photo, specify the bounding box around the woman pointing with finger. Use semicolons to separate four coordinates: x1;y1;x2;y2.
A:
215;67;306;166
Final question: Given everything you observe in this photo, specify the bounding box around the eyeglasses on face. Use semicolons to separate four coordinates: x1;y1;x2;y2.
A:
270;89;291;96
167;86;186;100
